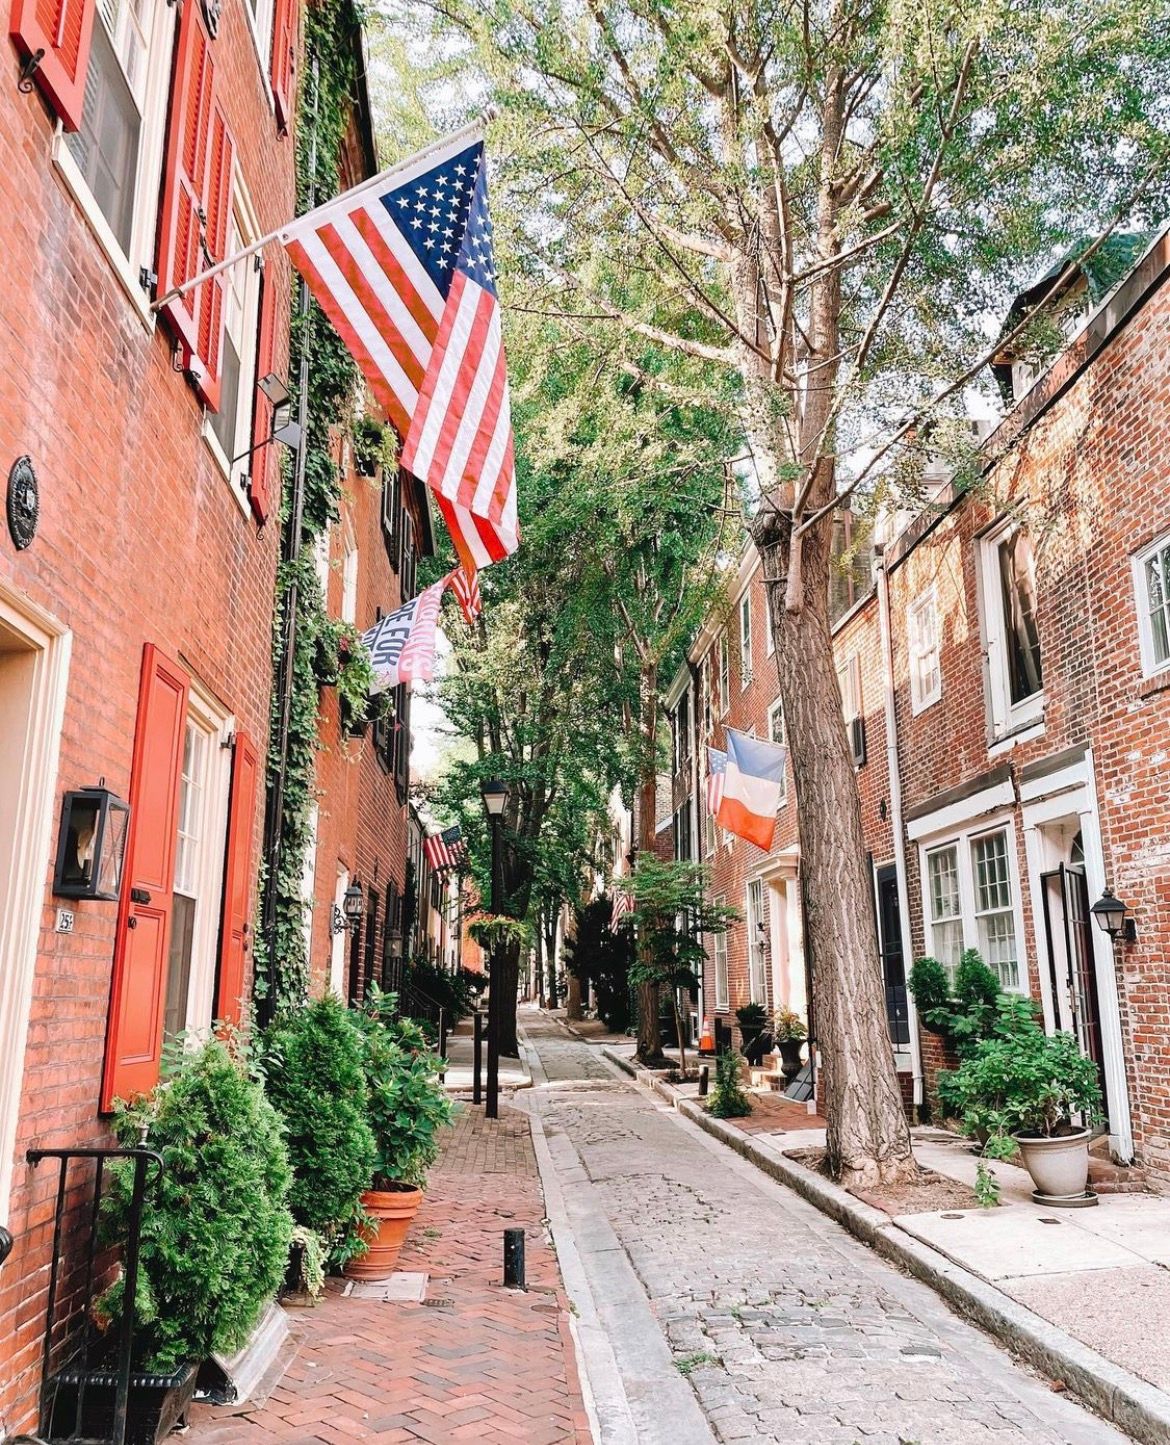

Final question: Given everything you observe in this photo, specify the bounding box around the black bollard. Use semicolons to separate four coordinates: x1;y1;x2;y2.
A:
503;1227;526;1290
698;1065;709;1097
473;1010;483;1106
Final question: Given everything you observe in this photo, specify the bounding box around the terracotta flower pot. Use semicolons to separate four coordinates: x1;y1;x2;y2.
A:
1015;1129;1093;1203
344;1185;423;1280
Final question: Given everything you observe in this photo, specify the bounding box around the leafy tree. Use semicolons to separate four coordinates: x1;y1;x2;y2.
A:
563;895;635;1032
389;0;1170;1184
624;857;739;1075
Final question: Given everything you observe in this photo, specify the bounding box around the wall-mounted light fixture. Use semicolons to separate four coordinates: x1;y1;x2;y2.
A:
332;882;366;935
1090;888;1138;944
53;784;130;901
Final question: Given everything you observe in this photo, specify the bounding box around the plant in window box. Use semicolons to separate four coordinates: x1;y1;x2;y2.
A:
352;416;388;478
944;1017;1103;1204
91;1038;293;1438
343;992;455;1280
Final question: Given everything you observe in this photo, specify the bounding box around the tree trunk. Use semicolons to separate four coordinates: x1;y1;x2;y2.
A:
566;970;583;1021
534;923;545;1009
545;908;560;1007
634;662;666;1064
754;515;914;1188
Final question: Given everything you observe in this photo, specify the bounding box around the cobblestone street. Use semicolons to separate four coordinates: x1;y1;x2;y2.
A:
522;1011;1125;1445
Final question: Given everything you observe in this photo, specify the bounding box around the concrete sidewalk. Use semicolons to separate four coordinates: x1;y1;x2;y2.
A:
441;1015;531;1094
602;1037;1170;1444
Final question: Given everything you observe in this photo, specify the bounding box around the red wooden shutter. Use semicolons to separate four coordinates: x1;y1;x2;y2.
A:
156;1;234;410
269;0;296;134
101;645;190;1111
215;730;260;1026
10;0;97;132
248;271;277;522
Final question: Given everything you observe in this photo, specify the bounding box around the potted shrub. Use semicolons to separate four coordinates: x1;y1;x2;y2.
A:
947;1020;1103;1202
734;1001;767;1052
88;1039;293;1440
771;1008;808;1082
345;992;454;1279
261;994;376;1260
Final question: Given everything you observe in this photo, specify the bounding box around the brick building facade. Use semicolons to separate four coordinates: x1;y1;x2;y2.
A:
672;231;1170;1177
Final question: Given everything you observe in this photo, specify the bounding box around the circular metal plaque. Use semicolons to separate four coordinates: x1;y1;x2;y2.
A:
6;456;38;550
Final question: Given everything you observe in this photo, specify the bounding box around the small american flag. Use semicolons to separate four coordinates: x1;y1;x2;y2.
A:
423;824;464;871
706;747;727;815
448;564;482;625
281;132;517;577
609;887;634;932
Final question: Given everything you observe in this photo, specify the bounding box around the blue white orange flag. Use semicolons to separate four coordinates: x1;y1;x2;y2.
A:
716;729;787;850
361;576;447;693
280;129;518;578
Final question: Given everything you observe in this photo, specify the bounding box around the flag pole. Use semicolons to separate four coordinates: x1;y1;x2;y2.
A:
150;109;496;312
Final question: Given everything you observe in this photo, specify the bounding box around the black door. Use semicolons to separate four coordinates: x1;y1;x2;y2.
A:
1041;864;1108;1120
875;865;909;1047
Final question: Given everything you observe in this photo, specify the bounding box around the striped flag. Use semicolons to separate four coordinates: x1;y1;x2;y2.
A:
280;131;517;573
706;747;727;815
447;564;482;625
609;888;634;932
361;576;447;693
424;824;464;871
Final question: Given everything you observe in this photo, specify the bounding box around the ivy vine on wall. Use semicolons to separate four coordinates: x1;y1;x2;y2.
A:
253;0;376;1012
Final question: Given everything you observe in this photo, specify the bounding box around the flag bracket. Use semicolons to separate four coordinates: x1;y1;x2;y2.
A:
17;48;44;93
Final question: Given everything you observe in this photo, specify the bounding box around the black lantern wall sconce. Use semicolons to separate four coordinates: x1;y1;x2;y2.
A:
331;882;366;935
1090;888;1138;945
53;783;131;901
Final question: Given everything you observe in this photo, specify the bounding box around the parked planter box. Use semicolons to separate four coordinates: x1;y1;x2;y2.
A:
46;1359;197;1444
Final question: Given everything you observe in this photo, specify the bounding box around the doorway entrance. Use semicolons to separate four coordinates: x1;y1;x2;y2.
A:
1041;851;1108;1120
875;864;909;1050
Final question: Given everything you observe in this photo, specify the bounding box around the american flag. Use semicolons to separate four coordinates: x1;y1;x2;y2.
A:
448;564;482;625
281;132;517;576
423;824;464;871
609;887;634;932
706;747;727;815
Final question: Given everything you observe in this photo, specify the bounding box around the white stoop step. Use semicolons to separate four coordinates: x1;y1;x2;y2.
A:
748;1053;786;1092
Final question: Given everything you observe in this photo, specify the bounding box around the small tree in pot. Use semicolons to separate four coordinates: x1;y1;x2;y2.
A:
945;1010;1103;1203
346;988;455;1279
771;1008;808;1082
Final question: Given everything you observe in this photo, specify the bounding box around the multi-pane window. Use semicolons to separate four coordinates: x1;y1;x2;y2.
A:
739;593;752;686
767;700;787;805
908;587;942;713
712;895;729;1010
701;656;712;738
164;721;208;1042
997;530;1043;704
836;654;861;722
672;692;691;776
747;878;767;1003
925;846;963;981
208;211;261;491
972;832;1019;990
764;582;775;657
718;632;730;715
1134;533;1170;676
923;827;1021;991
341;538;358;624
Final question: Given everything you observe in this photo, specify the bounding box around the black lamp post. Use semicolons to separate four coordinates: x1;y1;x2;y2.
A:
1090;888;1137;945
480;778;508;1120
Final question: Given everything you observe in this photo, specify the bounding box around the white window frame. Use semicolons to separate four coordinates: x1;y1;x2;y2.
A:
51;0;176;326
712;894;729;1011
977;518;1045;740
746;878;766;1004
836;653;861;722
173;687;233;1039
341;532;359;624
765;584;775;657
1132;530;1170;678
330;866;350;996
241;0;277;106
908;585;942;714
767;699;787;806
739;592;752;688
202;186;263;513
918;816;1026;993
718;631;730;716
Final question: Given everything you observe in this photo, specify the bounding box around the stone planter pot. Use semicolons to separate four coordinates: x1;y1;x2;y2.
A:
777;1039;805;1083
344;1185;423;1280
1015;1129;1095;1205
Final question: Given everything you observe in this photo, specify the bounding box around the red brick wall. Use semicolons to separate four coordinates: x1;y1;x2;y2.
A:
0;0;296;1425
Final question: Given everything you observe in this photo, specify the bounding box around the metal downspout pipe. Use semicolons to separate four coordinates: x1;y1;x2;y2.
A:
875;545;924;1111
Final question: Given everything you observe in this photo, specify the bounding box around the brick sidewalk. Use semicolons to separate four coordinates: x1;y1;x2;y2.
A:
186;1105;590;1445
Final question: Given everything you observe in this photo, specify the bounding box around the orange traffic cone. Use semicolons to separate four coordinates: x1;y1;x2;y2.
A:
699;1017;715;1055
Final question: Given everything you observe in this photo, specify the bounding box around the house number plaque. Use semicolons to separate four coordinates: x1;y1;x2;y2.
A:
6;455;38;550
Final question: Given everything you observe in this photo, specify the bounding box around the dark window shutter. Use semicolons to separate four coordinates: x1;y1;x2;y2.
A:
269;0;297;134
10;0;97;131
215;730;259;1025
102;645;190;1110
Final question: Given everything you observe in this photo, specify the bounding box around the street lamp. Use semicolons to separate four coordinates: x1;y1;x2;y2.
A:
480;778;509;1119
1090;888;1137;944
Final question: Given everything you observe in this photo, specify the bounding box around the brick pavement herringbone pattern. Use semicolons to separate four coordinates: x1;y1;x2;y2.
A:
185;1106;590;1445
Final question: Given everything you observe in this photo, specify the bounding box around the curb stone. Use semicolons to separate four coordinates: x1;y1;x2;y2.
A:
603;1046;1170;1445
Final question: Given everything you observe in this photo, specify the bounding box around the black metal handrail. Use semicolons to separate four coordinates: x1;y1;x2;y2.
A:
26;1146;164;1445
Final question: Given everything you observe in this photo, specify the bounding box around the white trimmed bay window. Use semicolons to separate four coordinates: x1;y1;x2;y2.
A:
922;823;1023;990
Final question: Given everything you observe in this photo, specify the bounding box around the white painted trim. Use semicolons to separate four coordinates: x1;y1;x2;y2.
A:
907;584;942;715
738;591;752;689
711;892;729;1011
178;688;233;1037
976;518;1046;741
240;0;277;114
0;587;71;1221
987;718;1046;759
905;779;1016;842
1131;530;1170;679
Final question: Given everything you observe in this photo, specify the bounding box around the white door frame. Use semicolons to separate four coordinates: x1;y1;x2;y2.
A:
1021;748;1134;1162
0;585;71;1221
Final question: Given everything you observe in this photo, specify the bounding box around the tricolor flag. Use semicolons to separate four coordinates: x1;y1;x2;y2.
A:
424;824;464;871
715;728;787;851
361;576;447;693
280;130;518;577
705;747;727;816
609;888;634;932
